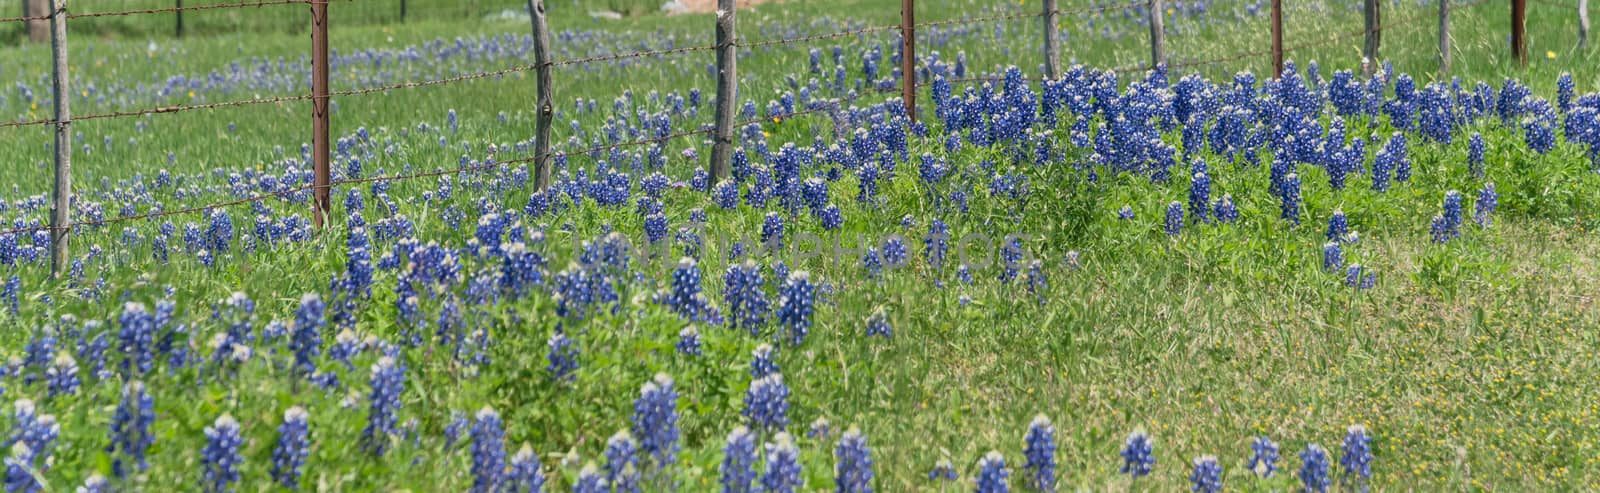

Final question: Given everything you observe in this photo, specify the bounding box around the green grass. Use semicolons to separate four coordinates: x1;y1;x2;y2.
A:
0;0;1596;491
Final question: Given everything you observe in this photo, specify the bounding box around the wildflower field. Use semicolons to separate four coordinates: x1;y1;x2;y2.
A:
0;0;1597;491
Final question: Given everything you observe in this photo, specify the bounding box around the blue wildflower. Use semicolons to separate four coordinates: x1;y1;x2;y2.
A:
201;414;243;493
750;344;779;379
471;407;508;493
775;271;816;346
1474;183;1498;228
362;356;406;456
547;330;579;383
760;433;803;493
974;451;1009;493
631;373;680;469
834;427;874;493
505;443;545;493
721;426;758;493
1120;431;1155;478
108;381;155;479
677;326;702;356
271;406;311;490
928;459;958;482
1022;415;1056;492
1189;456;1223;493
605;430;641;493
1341;425;1373;490
1248;436;1279;478
743;373;790;432
1165;202;1184;236
1298;444;1332;493
291;293;325;377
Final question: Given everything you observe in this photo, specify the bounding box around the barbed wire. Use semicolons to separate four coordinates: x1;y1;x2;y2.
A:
740;25;900;49
1527;0;1575;9
74;94;314;122
68;0;309;19
916;11;1045;29
1053;3;1148;16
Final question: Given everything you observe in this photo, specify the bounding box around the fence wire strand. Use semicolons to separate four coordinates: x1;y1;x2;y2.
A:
68;0;310;19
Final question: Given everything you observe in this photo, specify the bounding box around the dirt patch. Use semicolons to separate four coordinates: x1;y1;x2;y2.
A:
669;0;777;14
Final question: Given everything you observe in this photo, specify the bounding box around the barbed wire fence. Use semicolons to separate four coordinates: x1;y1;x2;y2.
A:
0;0;1586;277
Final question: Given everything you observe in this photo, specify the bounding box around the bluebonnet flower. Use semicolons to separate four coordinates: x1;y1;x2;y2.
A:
865;309;891;338
1341;425;1374;490
362;356;406;456
1526;120;1556;154
715;181;741;210
1431;191;1464;244
443;412;470;451
1022;415;1056;492
505;443;545;493
775;271;816;346
750;344;779;379
760;433;803;493
1189;456;1223;493
44;353;78;397
1248;436;1279;478
547;330;579;383
1323;242;1344;273
924;219;950;268
819;205;845;231
1120;431;1154;478
1299;444;1332;493
202;414;244;493
644;214;668;245
1164;202;1184;236
4;443;40;493
862;247;884;280
118;302;156;378
761;213;785;249
1467;132;1486;178
573;463;607;493
808;416;831;440
974;451;1009;493
291;293;325;376
108;381;155;478
856;163;879;203
677;326;703;356
271;406;311;490
1327;210;1349;242
1;277;16;316
724;261;770;336
605;430;641;493
928;459;958;482
834;427;873;493
1345;264;1377;290
722;426;758;493
1280;173;1302;225
1117;206;1135;221
1558;72;1575;112
882;237;908;268
1474;183;1498;228
669;257;715;321
632;373;680;469
1188;172;1211;224
1213;196;1239;224
77;474;109;493
743;373;789;432
471;406;508;493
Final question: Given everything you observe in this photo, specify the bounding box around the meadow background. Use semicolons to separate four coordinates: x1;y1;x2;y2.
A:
0;0;1594;491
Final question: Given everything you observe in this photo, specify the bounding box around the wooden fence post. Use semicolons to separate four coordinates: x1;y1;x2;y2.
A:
176;0;185;38
311;0;331;228
1363;0;1381;76
48;0;70;278
710;0;737;181
1439;0;1451;75
1149;0;1167;69
1578;0;1589;50
27;0;48;43
1043;0;1061;79
901;0;916;122
531;0;554;191
1271;0;1284;77
1512;0;1527;67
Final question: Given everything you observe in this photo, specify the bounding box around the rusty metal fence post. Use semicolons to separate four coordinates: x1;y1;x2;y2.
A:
901;0;916;122
311;0;332;228
531;0;554;191
48;0;70;278
1512;0;1527;67
176;0;185;37
1043;0;1061;79
1149;0;1167;69
1271;0;1283;77
710;0;737;181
